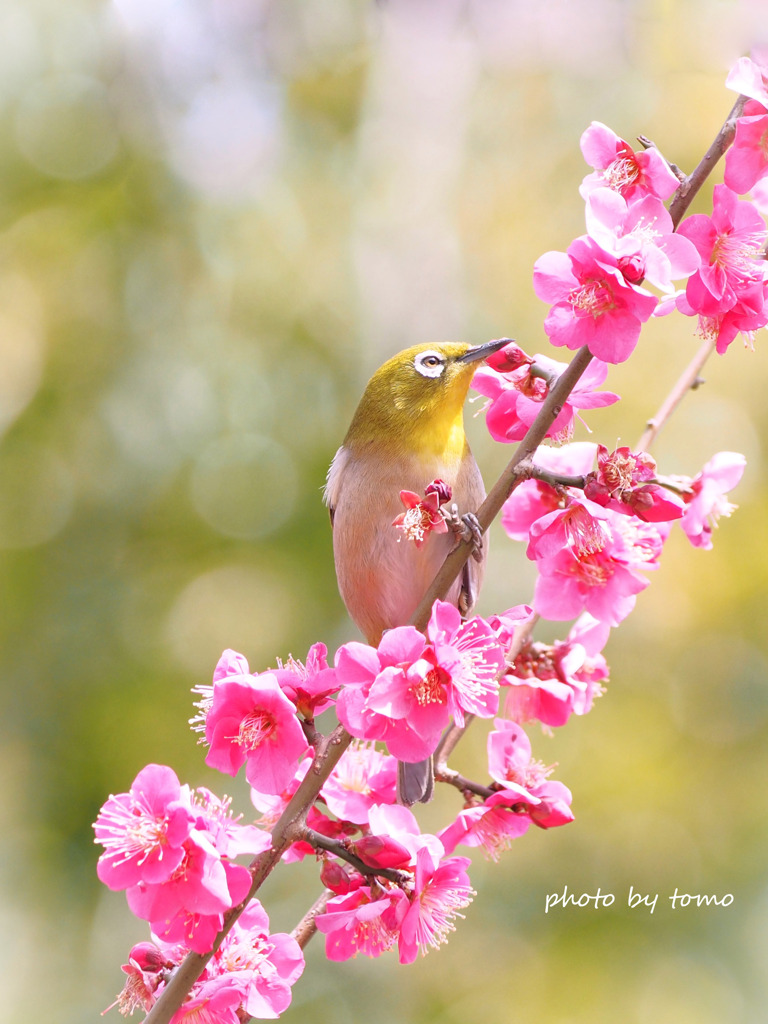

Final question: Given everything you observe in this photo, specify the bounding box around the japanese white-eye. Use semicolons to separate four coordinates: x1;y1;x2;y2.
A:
325;339;506;803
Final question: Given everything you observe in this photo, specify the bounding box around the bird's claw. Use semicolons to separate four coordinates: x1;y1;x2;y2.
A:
442;503;484;562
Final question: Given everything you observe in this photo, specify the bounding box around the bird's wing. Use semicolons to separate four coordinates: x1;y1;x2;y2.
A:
324;446;349;528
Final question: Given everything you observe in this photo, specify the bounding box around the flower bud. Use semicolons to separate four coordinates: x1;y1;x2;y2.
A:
350;834;412;870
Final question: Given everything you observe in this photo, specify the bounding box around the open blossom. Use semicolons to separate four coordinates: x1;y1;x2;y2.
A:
501;442;598;541
527;498;665;626
111;900;304;1021
392;483;450;547
534;237;658;364
724;99;768;195
425;601;506;725
335;607;504;761
321;741;397;824
583;444;685;522
272;642;339;719
205;671;308;794
438;799;532;861
579;120;680;201
316;885;406;961
208;901;305;1019
126;828;252;953
503;620;609;728
486;719;574;828
676;185;767;320
585;188;700;291
397;847;474;964
726;48;768;107
337;626;449;762
679;451;746;550
94;764;194;891
472;349;618;443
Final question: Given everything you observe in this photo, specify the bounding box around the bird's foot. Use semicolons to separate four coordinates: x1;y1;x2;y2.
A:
442;503;484;562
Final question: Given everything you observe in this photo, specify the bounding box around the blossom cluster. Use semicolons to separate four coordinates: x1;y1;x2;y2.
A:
528;51;768;363
93;50;764;1024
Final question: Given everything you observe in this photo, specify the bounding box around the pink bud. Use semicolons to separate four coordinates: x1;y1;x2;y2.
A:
486;341;532;373
425;478;452;504
350;834;412;870
126;942;172;973
320;858;353;895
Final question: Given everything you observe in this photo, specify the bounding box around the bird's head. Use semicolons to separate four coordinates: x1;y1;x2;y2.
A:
344;339;509;457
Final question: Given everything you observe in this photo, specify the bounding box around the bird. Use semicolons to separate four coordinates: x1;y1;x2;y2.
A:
324;339;507;804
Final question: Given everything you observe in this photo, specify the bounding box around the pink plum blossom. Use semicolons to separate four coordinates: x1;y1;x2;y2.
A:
676;185;767;320
503;624;608;728
583;444;685;522
113;900;304;1020
336;611;504;761
208;901;305;1019
679;451;747;550
585;188;700;291
320;741;397;825
533;237;658;364
726;48;768;107
316;886;406;961
472;350;619;443
501;442;598;542
126;828;252;953
93;764;194;890
272;642;339;719
579;121;681;201
335;626;432;754
724;100;768;195
106;942;174;1016
205;671;308;794
485;719;574;828
392;484;450;547
438;798;532;860
425;601;506;725
527;499;666;626
397;847;474;964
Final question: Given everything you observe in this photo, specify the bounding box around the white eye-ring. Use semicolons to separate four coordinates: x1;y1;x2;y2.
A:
414;350;446;378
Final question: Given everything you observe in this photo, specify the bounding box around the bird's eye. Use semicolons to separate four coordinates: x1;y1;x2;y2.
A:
414;351;446;378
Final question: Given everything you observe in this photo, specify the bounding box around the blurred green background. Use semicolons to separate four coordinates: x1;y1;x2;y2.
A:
2;1;767;1021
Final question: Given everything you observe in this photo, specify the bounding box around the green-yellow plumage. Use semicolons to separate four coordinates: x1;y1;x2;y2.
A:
325;339;506;802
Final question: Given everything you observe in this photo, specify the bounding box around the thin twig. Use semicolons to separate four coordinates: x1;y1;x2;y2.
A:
291;890;333;949
668;94;747;229
303;828;410;885
635;333;717;451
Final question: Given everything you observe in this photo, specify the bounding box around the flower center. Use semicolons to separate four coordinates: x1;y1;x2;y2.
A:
563;506;608;557
237;710;277;750
569;279;616;319
412;667;446;706
568;552;613;587
710;229;765;282
604;154;640;192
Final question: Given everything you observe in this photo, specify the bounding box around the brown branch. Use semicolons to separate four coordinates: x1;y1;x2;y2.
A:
291;889;333;949
143;725;352;1024
303;828;410;885
668;94;747;228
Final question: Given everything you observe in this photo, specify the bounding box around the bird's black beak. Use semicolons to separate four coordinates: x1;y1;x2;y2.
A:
456;337;514;364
